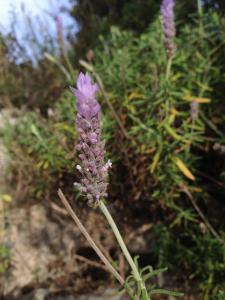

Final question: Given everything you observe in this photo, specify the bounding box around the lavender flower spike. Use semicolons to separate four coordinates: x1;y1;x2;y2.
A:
72;72;111;204
161;0;176;59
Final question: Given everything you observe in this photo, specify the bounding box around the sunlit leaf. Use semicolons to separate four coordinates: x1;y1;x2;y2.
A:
173;156;195;181
1;194;12;203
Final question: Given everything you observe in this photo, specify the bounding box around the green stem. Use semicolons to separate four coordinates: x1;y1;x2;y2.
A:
197;0;203;16
166;56;173;81
99;200;149;299
165;56;173;116
197;0;204;39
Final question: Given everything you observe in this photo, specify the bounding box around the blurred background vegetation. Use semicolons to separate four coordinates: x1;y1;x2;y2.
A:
0;0;225;299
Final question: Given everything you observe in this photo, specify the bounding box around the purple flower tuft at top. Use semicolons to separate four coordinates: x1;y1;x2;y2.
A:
161;0;176;59
72;72;111;204
71;72;100;119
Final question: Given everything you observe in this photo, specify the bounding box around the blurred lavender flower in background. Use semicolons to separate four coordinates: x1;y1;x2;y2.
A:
213;143;225;154
190;101;199;121
161;0;176;59
72;73;111;204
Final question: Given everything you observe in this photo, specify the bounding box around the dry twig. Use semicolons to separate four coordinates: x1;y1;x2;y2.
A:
182;186;224;244
57;189;125;285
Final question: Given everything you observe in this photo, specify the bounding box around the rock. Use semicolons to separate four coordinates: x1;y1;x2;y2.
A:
50;288;124;300
127;224;154;254
33;289;48;300
1;204;81;297
1;198;119;299
6;288;125;300
0;143;10;183
0;108;18;131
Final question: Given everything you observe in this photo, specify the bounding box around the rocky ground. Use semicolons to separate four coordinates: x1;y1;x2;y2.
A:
1;198;123;299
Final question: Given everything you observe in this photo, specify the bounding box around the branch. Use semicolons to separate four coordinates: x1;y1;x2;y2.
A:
57;189;125;285
182;186;224;244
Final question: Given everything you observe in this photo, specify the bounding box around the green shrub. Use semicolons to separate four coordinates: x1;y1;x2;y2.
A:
2;93;75;200
0;245;10;274
3;9;225;299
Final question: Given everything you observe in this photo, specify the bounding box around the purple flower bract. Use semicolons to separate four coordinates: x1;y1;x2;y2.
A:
161;0;176;59
72;72;100;119
72;72;111;204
